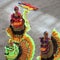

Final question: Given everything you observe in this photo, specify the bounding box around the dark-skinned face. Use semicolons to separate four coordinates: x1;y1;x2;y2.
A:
15;9;19;13
44;32;48;38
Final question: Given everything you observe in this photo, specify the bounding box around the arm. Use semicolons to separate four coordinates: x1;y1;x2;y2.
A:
23;9;29;22
23;9;31;32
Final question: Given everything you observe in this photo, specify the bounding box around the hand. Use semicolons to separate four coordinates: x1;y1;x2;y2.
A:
40;48;46;51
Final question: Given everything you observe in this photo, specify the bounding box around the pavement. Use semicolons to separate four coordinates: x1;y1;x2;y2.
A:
0;0;60;60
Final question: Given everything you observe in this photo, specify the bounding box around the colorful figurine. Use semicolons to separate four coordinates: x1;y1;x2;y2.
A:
5;4;35;60
40;31;54;60
10;6;25;36
37;29;60;60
